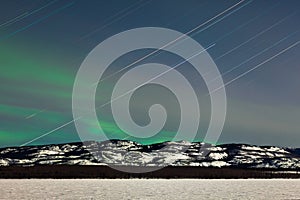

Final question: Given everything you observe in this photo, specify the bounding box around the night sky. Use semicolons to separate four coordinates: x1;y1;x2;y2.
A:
0;0;300;147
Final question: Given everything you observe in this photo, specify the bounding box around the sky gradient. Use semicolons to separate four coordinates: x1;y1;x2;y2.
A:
0;0;300;147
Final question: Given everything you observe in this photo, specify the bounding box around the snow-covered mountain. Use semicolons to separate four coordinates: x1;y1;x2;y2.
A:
1;140;300;169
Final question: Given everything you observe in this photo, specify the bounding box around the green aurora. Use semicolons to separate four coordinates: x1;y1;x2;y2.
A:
0;44;181;147
1;1;300;148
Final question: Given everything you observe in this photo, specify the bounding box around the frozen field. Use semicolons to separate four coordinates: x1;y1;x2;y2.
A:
0;179;299;199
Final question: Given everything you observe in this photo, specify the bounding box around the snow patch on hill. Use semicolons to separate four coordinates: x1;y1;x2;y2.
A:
0;140;299;169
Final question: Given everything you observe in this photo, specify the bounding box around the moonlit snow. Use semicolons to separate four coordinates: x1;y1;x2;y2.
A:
0;179;299;199
1;140;300;168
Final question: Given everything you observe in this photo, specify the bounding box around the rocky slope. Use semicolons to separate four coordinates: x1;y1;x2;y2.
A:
1;140;300;169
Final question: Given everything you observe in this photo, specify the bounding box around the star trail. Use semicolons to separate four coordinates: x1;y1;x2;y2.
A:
0;0;299;148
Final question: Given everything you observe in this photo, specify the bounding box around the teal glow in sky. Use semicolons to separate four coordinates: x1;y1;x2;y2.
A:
0;0;300;147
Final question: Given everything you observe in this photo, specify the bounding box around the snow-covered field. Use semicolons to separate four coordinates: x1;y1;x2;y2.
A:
0;179;299;199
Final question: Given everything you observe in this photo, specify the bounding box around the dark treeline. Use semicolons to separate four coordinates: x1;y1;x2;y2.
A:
0;166;300;179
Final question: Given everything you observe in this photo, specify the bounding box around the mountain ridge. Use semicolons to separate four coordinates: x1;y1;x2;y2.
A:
1;140;300;169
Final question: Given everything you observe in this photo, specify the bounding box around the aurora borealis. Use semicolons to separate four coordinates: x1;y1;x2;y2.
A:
0;0;300;148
